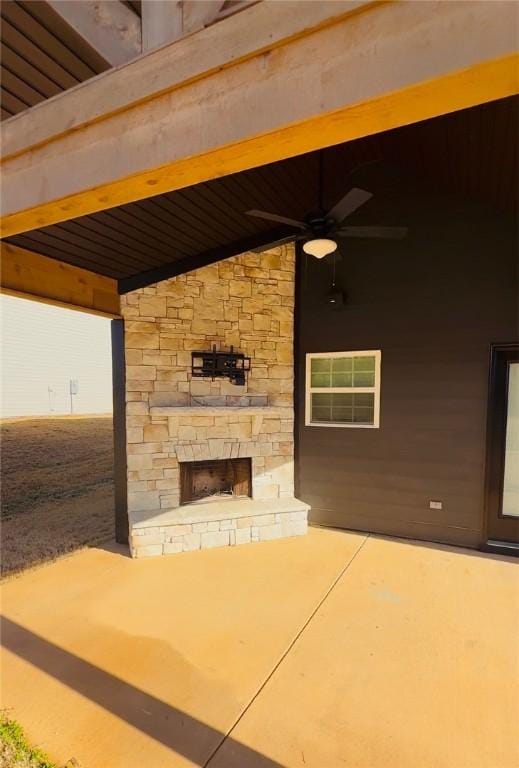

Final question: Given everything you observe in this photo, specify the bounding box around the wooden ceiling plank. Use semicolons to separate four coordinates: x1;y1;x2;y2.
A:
1;66;47;106
1;88;29;115
0;19;79;91
214;173;267;223
231;160;311;219
16;0;109;75
51;219;165;270
236;165;291;221
254;163;305;219
210;175;270;236
65;215;173;266
11;228;132;276
266;157;312;214
183;180;259;239
161;183;243;241
128;199;206;253
0;241;120;316
96;207;196;258
161;188;244;243
208;174;271;232
260;155;315;215
2;2;98;82
45;0;142;67
143;196;219;252
40;222;155;273
1;43;62;99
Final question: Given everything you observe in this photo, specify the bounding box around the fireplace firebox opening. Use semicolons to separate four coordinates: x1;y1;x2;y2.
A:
180;458;252;505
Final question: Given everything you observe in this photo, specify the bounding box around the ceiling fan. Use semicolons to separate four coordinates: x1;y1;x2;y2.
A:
245;155;408;257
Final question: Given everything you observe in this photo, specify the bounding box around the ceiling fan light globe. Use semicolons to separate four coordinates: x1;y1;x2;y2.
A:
303;238;338;258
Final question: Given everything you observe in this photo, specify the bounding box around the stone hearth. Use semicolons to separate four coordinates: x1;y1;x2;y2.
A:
121;244;309;557
130;498;309;554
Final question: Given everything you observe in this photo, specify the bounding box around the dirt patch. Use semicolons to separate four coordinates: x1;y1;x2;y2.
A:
1;416;114;577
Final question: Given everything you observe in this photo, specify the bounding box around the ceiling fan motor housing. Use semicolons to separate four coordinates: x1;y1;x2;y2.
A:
305;214;335;236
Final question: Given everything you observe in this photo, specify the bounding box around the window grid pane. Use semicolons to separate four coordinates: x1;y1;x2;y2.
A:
311;392;375;424
352;370;375;387
332;358;353;372
331;372;353;387
353;356;375;371
311;356;376;389
311;358;331;373
311;372;331;387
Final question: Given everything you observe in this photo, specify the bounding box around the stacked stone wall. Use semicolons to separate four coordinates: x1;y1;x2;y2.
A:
120;245;296;522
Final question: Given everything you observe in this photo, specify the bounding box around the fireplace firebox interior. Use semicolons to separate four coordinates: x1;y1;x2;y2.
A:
180;458;252;504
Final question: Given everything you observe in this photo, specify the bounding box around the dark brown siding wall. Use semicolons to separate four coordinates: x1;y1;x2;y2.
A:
295;179;518;548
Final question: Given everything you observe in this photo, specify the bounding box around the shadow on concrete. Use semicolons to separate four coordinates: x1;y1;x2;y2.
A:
315;525;518;563
370;531;519;563
1;616;282;768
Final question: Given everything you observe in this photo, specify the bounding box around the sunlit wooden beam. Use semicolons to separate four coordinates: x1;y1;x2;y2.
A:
1;1;517;238
0;242;120;316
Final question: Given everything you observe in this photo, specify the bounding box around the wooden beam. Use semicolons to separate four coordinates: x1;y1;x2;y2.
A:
141;1;243;53
216;2;258;22
1;0;361;161
46;0;141;67
183;1;226;35
141;0;183;51
118;225;293;293
1;1;517;238
0;242;120;316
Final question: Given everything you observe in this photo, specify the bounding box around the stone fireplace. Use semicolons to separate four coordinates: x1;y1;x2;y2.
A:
120;244;309;556
180;458;252;504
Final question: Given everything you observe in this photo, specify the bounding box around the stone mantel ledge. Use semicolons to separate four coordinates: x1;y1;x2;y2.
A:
130;497;310;528
150;406;293;417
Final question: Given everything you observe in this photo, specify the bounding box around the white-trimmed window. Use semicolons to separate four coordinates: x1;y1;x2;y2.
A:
305;350;381;428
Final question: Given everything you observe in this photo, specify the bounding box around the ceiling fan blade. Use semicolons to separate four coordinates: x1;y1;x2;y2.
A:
251;234;298;253
328;188;373;224
338;226;408;239
245;210;307;230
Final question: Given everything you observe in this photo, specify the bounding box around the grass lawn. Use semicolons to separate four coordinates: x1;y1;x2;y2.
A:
0;715;57;768
1;415;114;577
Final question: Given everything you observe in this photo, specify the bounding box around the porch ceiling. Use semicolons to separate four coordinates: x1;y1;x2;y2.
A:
3;95;517;291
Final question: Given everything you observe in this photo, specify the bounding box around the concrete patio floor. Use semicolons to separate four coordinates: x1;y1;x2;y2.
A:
1;527;518;768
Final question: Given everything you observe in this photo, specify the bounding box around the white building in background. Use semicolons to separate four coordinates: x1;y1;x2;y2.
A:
0;295;113;418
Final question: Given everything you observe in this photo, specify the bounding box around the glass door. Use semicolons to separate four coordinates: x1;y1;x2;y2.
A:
485;344;519;548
